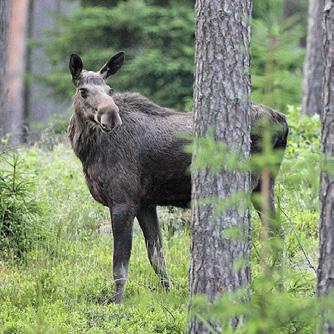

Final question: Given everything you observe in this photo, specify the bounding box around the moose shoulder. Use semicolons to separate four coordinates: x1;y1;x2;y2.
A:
69;92;193;209
68;53;288;303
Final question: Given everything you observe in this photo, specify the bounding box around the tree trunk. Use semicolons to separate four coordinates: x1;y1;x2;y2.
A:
284;0;307;19
188;1;252;333
0;0;10;114
302;0;324;116
2;0;30;146
317;1;334;333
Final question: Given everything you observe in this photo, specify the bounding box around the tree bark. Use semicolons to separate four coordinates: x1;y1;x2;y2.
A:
317;1;334;333
188;1;252;333
302;0;324;116
2;0;30;146
0;0;10;114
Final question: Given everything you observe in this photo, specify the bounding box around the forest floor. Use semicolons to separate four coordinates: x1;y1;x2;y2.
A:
0;108;321;333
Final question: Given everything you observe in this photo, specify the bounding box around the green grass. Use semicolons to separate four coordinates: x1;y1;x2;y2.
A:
0;145;190;333
0;233;189;333
0;107;322;333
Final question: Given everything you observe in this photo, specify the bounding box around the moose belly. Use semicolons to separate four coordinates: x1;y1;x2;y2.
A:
146;174;192;208
84;167;108;206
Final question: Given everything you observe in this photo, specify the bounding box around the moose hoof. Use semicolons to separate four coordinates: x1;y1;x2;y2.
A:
161;278;171;290
110;291;124;304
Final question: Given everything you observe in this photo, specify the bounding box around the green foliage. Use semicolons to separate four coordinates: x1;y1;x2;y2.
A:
0;144;188;332
190;287;318;333
249;108;321;333
0;106;324;332
46;114;69;135
0;236;188;333
281;106;320;209
43;0;194;110
0;149;41;259
251;0;305;111
40;0;305;113
0;0;321;330
186;106;321;332
20;145;109;240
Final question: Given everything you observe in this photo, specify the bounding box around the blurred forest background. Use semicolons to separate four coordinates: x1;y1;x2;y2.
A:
1;0;308;145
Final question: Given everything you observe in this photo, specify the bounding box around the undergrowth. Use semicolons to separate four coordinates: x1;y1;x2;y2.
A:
0;107;322;333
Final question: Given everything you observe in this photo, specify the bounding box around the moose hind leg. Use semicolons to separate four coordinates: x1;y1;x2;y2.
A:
110;204;135;303
137;205;170;289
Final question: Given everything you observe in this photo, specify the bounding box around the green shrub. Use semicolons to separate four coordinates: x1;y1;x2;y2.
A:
280;106;320;209
251;0;305;111
0;149;41;260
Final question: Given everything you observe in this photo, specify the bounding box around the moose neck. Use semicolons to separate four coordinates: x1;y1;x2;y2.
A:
68;111;106;166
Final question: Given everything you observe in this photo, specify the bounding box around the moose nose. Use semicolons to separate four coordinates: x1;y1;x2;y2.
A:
100;121;111;132
97;105;122;132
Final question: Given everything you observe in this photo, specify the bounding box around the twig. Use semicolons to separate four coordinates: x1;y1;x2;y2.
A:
156;301;176;321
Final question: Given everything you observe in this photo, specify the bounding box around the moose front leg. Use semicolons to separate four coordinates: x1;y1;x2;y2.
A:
110;204;134;303
137;205;170;288
251;174;277;226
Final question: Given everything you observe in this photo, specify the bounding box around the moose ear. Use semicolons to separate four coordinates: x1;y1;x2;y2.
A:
69;54;83;83
99;52;125;79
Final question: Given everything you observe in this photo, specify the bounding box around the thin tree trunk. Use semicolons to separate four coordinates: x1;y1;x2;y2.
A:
302;0;324;116
23;0;35;141
2;0;30;146
317;1;334;333
188;1;252;333
284;0;307;19
0;0;10;113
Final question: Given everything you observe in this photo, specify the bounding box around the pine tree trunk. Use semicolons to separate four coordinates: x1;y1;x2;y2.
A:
0;0;10;112
2;0;30;146
188;1;252;333
302;0;324;116
317;1;334;333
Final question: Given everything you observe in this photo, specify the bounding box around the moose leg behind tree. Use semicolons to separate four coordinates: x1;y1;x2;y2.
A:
68;53;288;303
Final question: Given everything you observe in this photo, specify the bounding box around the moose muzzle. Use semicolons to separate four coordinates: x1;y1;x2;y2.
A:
95;102;122;132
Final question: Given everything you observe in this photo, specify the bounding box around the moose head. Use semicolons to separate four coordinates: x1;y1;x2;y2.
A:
69;52;125;132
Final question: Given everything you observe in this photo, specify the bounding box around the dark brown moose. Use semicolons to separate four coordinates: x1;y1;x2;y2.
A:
68;52;288;303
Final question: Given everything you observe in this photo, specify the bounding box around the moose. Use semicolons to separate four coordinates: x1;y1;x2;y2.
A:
68;52;288;303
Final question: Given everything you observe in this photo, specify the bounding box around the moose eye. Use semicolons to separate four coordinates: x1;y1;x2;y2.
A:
108;88;114;95
79;88;88;98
